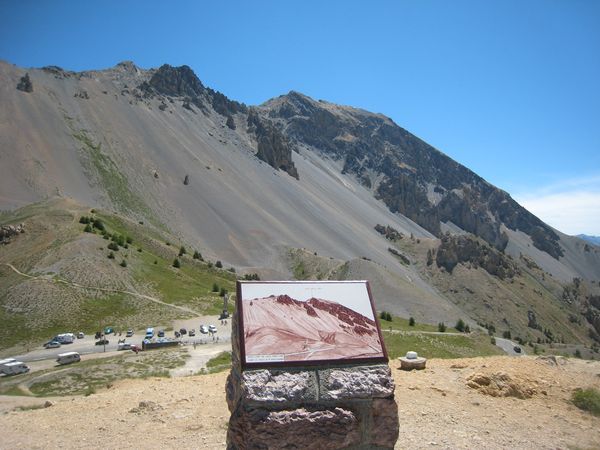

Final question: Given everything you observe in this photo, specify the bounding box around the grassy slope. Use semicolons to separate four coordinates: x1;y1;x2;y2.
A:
0;347;189;397
392;236;595;347
0;200;236;353
377;314;504;359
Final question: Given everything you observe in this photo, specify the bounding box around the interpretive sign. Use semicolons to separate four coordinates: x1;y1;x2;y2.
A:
236;280;388;368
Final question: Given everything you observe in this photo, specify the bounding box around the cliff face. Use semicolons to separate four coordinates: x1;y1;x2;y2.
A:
257;92;562;259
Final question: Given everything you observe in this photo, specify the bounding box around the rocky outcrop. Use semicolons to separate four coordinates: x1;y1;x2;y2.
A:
139;64;246;126
247;110;298;179
144;64;205;98
259;92;563;259
0;223;25;244
374;224;404;241
41;66;73;79
435;234;517;279
16;73;33;92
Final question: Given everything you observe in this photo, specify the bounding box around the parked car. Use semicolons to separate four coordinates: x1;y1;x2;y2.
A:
95;339;109;346
200;325;208;334
158;330;165;338
513;346;522;353
44;341;61;349
126;329;134;337
56;352;81;365
188;329;195;337
208;325;217;333
179;328;187;335
77;332;85;339
104;327;114;335
118;342;132;351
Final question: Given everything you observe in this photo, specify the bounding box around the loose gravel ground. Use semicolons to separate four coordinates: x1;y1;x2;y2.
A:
1;355;599;449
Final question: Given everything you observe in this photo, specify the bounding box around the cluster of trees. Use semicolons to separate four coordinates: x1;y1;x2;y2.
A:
80;215;134;269
436;319;470;333
455;319;470;333
80;215;105;233
379;311;393;322
212;282;228;297
242;273;260;280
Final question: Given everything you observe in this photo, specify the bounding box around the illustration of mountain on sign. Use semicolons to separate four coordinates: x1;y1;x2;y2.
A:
237;281;388;368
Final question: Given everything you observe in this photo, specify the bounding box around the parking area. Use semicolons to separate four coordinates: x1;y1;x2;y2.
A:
2;314;232;377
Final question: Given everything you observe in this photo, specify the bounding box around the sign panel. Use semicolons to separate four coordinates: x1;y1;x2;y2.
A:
237;281;388;368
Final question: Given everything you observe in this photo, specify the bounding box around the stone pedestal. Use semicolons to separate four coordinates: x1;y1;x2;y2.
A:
398;351;427;371
226;312;399;449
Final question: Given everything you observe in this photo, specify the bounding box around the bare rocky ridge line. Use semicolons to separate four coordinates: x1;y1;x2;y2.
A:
3;263;200;315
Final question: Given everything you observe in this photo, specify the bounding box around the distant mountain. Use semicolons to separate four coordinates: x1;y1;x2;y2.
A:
1;60;600;348
242;294;384;362
578;235;600;246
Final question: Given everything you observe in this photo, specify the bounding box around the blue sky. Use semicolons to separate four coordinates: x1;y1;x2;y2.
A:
1;0;599;235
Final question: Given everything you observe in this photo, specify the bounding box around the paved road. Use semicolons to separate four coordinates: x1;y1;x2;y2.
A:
494;337;526;356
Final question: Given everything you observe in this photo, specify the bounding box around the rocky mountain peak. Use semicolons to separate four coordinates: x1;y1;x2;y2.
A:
115;61;141;73
258;91;564;259
146;64;205;98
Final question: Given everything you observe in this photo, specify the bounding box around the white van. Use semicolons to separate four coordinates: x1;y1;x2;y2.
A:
55;333;76;344
56;352;81;365
0;358;17;369
1;361;29;375
117;342;132;351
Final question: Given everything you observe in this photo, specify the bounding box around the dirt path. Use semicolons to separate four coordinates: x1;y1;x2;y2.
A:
3;262;200;315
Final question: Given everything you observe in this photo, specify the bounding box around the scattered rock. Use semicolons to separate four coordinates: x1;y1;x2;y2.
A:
536;355;568;367
129;400;163;414
466;372;538;399
74;90;89;99
450;363;468;369
374;224;404;241
43;401;54;408
0;223;25;244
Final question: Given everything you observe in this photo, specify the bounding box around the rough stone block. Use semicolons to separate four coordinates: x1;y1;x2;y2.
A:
369;398;400;448
398;356;427;370
319;365;395;400
227;406;361;450
241;369;318;405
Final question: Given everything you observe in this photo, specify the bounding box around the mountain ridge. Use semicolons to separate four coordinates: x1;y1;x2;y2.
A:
1;60;600;348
